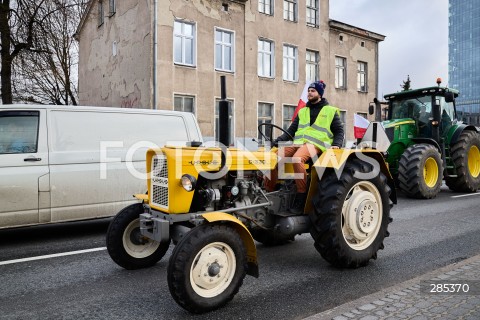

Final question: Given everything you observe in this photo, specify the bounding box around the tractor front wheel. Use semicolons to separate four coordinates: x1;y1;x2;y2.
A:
167;223;247;313
106;203;170;269
398;144;443;199
310;159;392;268
446;130;480;192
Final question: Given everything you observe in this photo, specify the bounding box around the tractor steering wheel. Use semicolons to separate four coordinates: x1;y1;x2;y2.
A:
257;123;294;144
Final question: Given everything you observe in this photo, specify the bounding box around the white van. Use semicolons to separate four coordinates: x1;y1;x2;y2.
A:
0;105;203;229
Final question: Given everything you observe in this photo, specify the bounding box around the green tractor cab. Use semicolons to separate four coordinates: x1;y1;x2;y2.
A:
369;80;480;199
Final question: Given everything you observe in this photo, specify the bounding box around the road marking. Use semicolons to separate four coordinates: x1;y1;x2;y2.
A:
0;247;107;266
451;193;480;198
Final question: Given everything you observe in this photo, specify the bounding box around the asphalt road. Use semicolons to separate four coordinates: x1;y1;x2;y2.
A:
1;186;479;320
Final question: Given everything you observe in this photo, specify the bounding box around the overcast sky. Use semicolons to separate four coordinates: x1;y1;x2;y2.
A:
329;0;449;98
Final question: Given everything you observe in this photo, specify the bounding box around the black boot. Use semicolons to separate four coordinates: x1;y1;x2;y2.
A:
289;193;307;214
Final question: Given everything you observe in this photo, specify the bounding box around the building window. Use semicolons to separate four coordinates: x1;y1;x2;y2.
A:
215;99;234;144
306;50;319;82
258;103;273;140
174;95;195;114
357;61;368;92
215;28;234;72
258;39;274;78
335;56;346;89
108;0;116;16
259;0;274;15
283;44;298;82
306;0;319;27
356;112;368;119
283;0;297;22
174;20;196;66
283;105;296;129
98;0;104;27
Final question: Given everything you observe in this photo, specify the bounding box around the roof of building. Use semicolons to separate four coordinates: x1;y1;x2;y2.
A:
329;19;386;42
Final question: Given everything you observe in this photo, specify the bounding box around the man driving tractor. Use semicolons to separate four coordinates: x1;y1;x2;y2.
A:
265;80;345;213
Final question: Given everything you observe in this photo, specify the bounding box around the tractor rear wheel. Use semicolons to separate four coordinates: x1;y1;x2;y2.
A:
310;159;392;268
167;223;247;313
106;203;170;269
398;144;443;199
446;130;480;192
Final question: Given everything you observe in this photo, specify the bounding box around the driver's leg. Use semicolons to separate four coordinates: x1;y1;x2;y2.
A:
264;146;298;192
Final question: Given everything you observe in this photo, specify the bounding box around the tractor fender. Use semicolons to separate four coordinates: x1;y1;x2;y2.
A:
201;212;259;278
411;138;441;152
449;124;479;145
312;149;397;205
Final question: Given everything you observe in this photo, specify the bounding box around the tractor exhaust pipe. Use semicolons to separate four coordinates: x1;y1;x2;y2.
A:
218;76;230;169
218;76;230;147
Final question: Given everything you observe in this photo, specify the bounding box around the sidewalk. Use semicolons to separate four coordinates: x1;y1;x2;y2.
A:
305;254;480;320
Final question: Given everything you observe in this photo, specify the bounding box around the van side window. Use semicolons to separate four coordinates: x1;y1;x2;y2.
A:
0;111;39;154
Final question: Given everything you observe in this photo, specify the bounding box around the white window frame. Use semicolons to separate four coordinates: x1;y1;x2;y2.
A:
335;56;347;89
282;104;296;130
258;39;275;78
174;94;196;114
357;61;368;92
215;28;235;73
173;20;196;67
283;0;297;22
258;0;274;15
306;0;319;27
283;44;298;82
306;49;319;82
215;98;235;144
257;102;274;140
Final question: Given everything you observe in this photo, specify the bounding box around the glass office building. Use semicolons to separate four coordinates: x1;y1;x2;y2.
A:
448;0;480;126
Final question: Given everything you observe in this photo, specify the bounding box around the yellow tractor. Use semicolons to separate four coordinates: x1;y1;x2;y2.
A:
106;80;396;313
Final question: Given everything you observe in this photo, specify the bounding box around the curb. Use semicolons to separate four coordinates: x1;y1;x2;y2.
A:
305;254;480;319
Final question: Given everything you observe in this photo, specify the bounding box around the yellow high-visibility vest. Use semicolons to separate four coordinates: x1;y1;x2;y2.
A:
293;105;339;151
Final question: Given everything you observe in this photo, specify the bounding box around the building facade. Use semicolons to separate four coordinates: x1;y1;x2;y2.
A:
449;0;480;126
76;0;384;144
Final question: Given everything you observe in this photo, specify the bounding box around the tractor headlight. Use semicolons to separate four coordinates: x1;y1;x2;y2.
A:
181;174;197;192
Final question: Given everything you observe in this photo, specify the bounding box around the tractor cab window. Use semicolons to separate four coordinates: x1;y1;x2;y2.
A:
390;96;431;121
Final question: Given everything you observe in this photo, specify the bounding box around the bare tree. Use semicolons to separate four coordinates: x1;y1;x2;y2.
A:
0;0;88;105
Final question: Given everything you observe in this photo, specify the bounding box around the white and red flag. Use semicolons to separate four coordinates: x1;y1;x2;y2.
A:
354;113;370;139
292;83;309;120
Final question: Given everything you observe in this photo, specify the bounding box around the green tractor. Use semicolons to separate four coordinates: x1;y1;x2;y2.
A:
369;80;480;199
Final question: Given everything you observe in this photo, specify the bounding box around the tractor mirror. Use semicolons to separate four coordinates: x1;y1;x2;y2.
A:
368;104;374;115
445;92;455;103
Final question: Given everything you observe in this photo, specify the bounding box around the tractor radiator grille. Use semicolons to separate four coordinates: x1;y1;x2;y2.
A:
151;154;169;209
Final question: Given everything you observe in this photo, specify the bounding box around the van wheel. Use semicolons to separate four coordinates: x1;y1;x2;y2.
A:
167;223;247;313
106;203;170;270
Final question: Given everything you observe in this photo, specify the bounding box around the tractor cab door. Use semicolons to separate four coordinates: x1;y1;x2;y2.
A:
437;96;455;136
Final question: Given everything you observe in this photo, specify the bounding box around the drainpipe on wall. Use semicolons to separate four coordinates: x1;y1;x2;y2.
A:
152;0;158;110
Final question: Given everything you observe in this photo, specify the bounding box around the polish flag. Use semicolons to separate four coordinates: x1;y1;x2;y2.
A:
354;113;370;139
292;83;309;120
